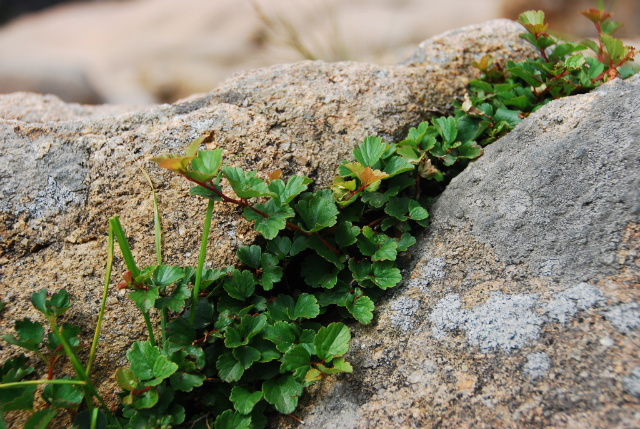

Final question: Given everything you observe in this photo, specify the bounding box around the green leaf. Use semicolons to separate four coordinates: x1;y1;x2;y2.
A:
301;253;339;289
129;286;160;313
237;245;262;269
132;388;159;410
493;108;521;128
304;368;323;383
252;338;281;363
280;345;311;379
154;281;190;312
230;385;263;415
335;221;360;247
223;166;273;199
292;294;320;320
346;294;375;324
240;314;268;343
314;323;350;361
153;265;185;287
264;321;300;353
214;409;251;429
233;346;261;370
31;289;71;319
262;375;304;414
518;10;547;33
126;341;178;384
42;379;84;409
315;357;353;375
259;253;282;291
116;367;139;391
270;175;313;205
0;356;36;412
383;156;415;177
348;259;372;284
306;236;344;268
243;199;294;240
295;193;339;233
223;269;256;301
24;409;57;429
397;233;417;251
265;236;291;259
189;184;223;201
370;261;402;289
47;323;81;354
432;117;457;144
185;298;215;330
456;140;483;160
170;372;206;392
30;289;47;315
289;236;308;257
266;294;295;322
601;33;626;63
353;136;386;167
356;226;398;262
190;148;223;180
3;318;43;352
72;409;108;429
216;353;245;382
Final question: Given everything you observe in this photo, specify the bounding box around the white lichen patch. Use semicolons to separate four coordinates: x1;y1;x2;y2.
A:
390;297;421;332
523;352;552;381
429;282;612;353
602;302;640;334
542;282;606;324
430;292;542;352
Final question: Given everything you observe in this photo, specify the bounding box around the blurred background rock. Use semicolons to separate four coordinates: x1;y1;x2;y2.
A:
0;0;637;105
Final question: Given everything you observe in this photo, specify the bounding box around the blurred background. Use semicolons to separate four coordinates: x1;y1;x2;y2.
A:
0;0;638;105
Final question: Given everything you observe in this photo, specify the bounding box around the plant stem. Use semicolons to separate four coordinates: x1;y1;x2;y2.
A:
0;379;87;388
191;199;215;326
50;322;122;428
143;313;156;347
86;221;114;375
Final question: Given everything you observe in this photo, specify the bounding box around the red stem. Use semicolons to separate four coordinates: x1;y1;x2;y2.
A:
131;386;152;396
186;175;342;255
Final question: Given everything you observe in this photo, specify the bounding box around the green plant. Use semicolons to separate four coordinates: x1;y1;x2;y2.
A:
110;128;461;428
0;228;120;429
1;7;637;429
453;8;638;147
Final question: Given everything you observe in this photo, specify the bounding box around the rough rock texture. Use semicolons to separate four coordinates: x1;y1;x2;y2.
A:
0;20;535;426
270;74;640;428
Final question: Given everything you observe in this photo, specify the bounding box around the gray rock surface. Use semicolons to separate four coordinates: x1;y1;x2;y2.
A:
271;75;640;428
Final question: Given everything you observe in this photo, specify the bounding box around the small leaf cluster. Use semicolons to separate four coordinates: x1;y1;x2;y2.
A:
1;290;110;428
454;8;638;147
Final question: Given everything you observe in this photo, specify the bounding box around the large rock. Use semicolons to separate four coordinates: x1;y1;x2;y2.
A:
271;74;640;428
0;20;535;425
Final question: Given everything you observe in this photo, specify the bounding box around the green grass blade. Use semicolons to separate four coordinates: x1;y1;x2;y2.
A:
141;168;167;349
110;216;140;277
140;168;163;266
190;199;215;326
